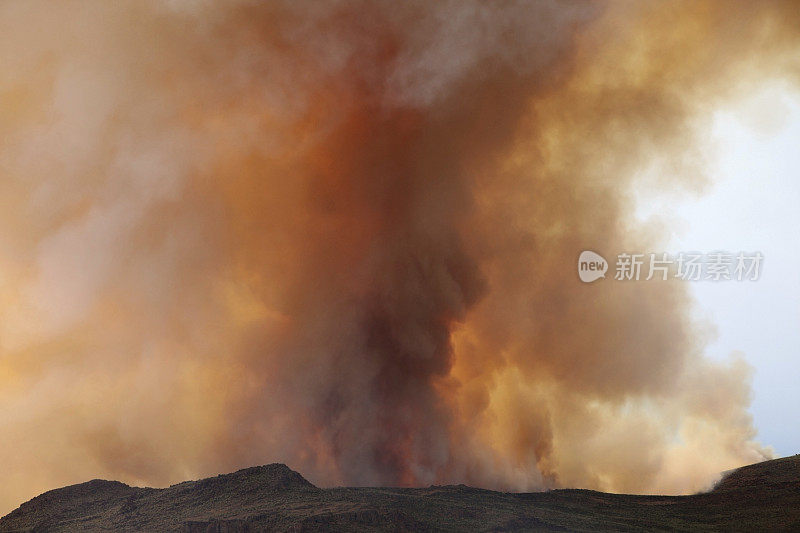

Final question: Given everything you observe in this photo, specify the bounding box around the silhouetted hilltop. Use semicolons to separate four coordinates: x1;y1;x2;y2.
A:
2;456;799;531
713;454;800;493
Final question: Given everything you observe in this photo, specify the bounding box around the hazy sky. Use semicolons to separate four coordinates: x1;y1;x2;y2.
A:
677;87;800;457
635;83;800;457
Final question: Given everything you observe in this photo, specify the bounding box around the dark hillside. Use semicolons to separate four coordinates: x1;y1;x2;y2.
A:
2;456;798;532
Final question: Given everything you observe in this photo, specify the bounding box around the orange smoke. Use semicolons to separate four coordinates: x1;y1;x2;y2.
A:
0;0;798;514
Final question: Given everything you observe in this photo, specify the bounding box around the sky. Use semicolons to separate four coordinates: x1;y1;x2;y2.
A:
633;82;800;457
671;86;800;457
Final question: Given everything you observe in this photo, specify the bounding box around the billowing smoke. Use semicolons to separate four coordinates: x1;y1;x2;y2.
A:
0;0;797;513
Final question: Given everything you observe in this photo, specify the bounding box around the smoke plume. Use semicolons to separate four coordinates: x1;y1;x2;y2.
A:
1;0;798;512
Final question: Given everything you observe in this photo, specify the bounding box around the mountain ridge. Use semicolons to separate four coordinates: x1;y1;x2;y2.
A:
2;455;798;532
